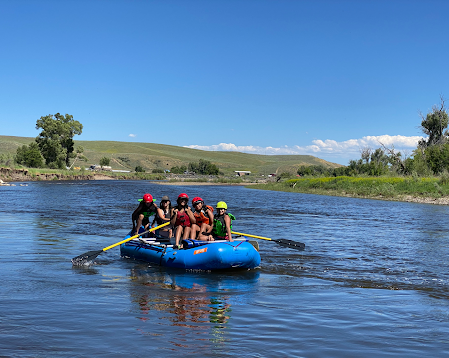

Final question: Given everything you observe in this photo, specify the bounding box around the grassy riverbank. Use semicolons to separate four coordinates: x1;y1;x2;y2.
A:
0;167;167;181
5;165;449;205
249;175;449;204
0;166;259;183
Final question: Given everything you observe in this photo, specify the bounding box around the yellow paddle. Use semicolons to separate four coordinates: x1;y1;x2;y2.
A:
72;221;171;265
231;231;305;250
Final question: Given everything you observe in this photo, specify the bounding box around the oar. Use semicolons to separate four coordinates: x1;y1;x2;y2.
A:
231;231;305;250
71;221;171;265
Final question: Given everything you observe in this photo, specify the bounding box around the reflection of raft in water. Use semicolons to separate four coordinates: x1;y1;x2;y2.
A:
120;232;261;270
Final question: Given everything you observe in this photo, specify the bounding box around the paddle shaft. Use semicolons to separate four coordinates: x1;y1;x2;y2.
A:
231;231;273;241
231;230;305;250
102;221;170;252
71;221;172;265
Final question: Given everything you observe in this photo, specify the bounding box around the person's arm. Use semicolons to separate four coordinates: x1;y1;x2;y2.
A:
131;203;143;229
224;214;233;241
157;207;169;222
170;207;178;226
186;206;196;224
206;211;215;240
206;210;214;234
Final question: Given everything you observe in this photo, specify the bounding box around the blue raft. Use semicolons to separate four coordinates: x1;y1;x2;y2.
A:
120;232;261;270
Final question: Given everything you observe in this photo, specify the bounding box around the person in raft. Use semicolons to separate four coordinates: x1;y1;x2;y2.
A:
154;195;173;239
132;193;158;236
190;197;214;240
203;201;234;242
171;193;196;248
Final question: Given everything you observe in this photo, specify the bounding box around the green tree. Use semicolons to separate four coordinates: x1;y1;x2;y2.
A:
100;157;110;167
297;165;332;176
15;142;44;168
188;159;219;175
135;166;145;172
170;165;187;174
424;143;449;174
418;97;449;148
35;113;83;168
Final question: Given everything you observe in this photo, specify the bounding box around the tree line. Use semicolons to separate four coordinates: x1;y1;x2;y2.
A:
170;159;220;175
298;97;449;177
14;97;449;177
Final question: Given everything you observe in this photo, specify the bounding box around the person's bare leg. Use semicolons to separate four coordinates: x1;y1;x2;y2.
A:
182;227;191;240
190;224;200;240
134;214;145;236
175;226;183;247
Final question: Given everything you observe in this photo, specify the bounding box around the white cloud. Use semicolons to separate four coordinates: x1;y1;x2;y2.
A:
185;135;424;159
129;134;137;138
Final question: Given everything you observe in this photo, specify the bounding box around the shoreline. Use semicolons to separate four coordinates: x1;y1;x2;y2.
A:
2;167;449;205
153;181;258;186
0;167;114;182
247;185;449;205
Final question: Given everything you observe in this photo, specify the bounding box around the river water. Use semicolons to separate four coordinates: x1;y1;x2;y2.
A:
1;180;449;357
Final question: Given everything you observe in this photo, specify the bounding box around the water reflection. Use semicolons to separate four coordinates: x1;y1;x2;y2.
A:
128;267;259;345
71;265;100;275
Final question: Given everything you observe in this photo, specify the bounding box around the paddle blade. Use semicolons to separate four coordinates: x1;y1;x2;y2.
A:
71;250;104;266
274;239;305;250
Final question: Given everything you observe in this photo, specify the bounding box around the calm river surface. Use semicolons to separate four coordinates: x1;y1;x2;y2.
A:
1;180;449;357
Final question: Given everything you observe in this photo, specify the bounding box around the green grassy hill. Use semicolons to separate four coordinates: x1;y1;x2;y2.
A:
0;135;342;175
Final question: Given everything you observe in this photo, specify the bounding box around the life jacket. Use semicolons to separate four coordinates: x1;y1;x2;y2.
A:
174;207;191;227
193;205;213;225
137;200;156;218
155;208;171;226
212;212;235;238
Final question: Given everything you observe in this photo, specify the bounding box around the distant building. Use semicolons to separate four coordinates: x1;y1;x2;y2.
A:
235;171;251;176
89;165;112;171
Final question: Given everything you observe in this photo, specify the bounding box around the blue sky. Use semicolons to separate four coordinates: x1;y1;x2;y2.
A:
1;0;448;165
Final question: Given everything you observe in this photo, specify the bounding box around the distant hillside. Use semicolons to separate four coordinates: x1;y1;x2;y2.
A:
0;135;342;175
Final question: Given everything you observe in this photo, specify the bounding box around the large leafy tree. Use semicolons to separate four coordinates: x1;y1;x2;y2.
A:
418;97;449;148
35;113;83;168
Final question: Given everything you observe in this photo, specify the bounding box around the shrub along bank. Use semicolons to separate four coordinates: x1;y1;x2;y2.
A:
249;175;449;203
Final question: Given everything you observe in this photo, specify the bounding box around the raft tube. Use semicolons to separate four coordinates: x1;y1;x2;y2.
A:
120;233;261;270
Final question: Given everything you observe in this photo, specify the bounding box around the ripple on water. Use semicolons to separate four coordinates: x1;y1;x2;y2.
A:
1;181;449;357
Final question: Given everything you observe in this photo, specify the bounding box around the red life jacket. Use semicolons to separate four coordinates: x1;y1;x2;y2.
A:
175;209;191;227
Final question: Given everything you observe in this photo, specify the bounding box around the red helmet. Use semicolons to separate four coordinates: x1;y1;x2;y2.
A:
192;197;203;205
143;193;153;203
177;193;189;200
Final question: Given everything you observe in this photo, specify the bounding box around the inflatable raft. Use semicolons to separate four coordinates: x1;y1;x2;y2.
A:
120;232;261;270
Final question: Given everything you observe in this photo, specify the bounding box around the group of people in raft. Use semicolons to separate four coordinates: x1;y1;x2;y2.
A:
132;193;234;249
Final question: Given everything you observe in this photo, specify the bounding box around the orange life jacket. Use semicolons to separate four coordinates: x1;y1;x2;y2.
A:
193;205;213;225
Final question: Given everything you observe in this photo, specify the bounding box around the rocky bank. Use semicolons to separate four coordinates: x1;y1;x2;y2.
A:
0;167;113;182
